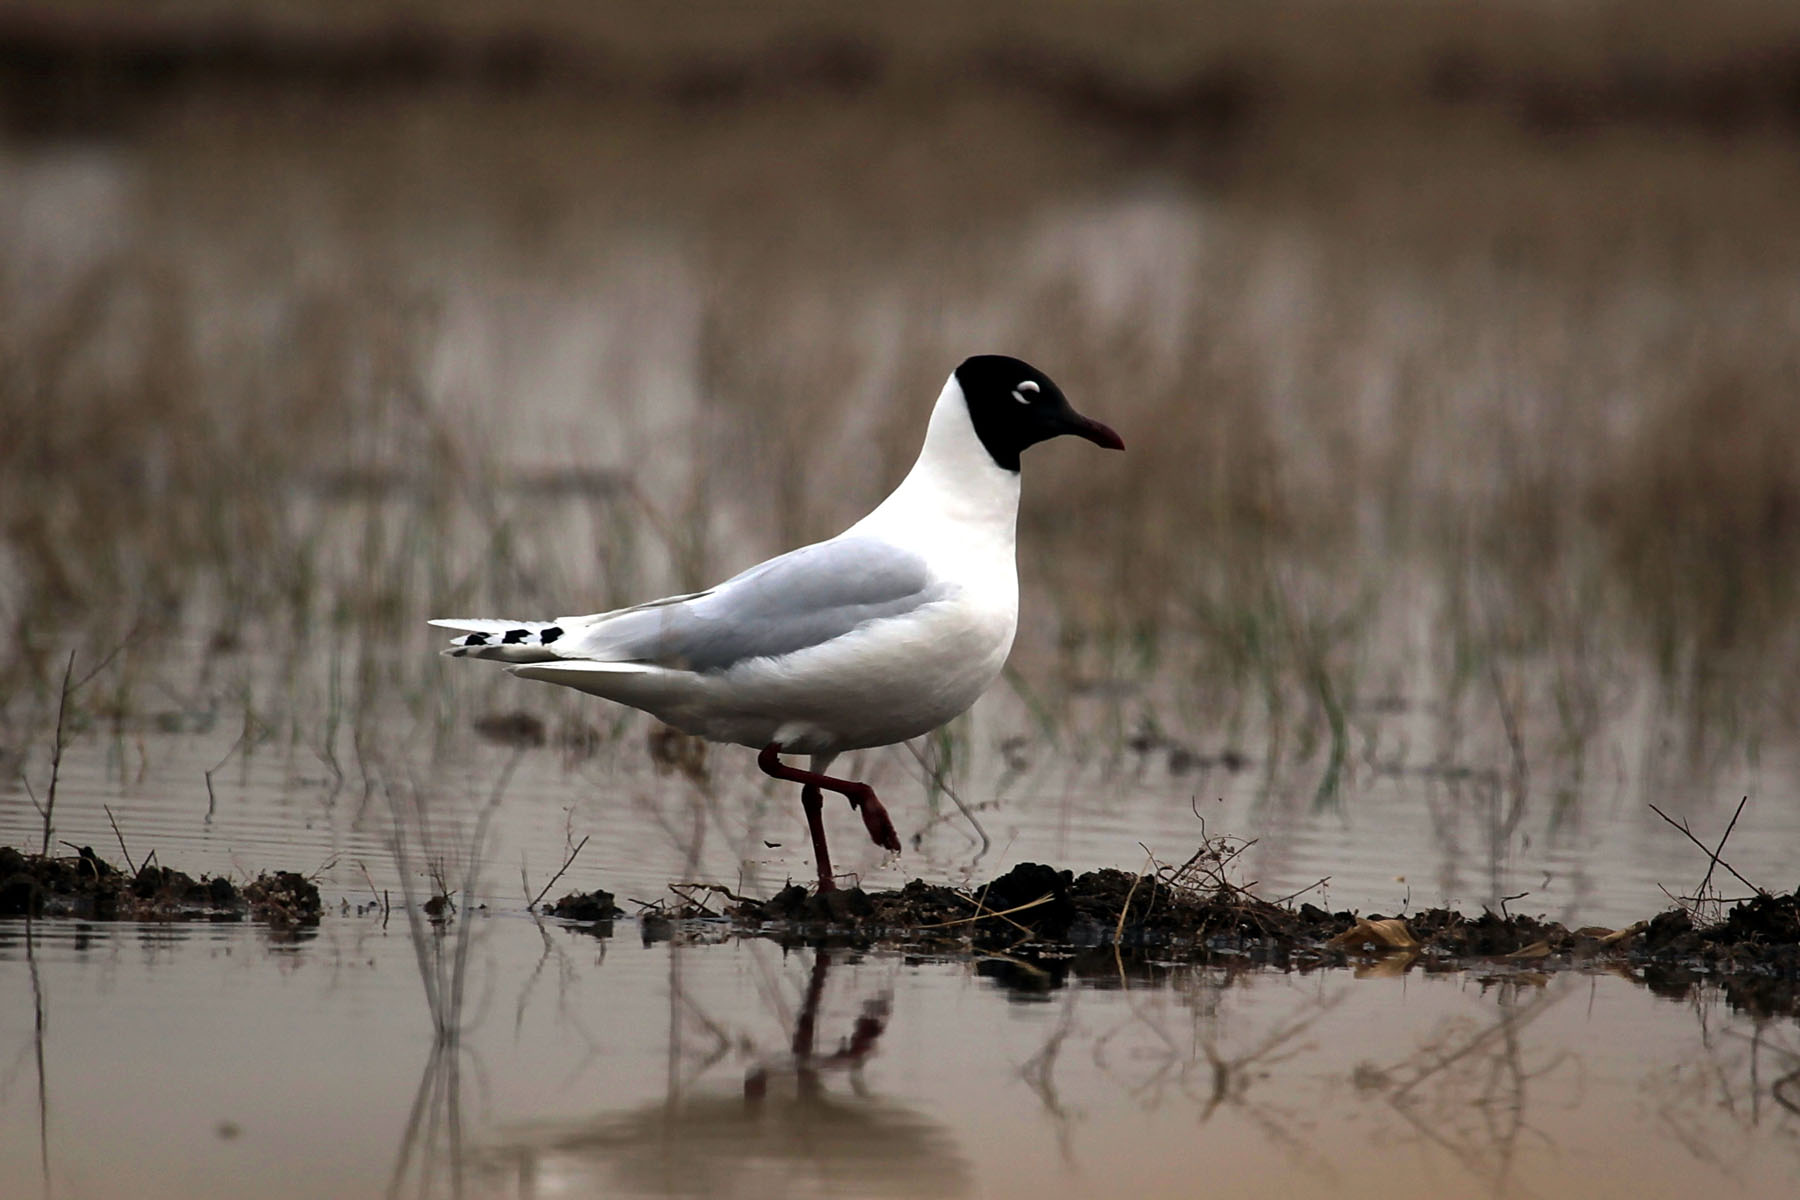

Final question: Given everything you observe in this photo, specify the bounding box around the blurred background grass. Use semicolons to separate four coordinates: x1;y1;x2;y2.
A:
2;0;1799;808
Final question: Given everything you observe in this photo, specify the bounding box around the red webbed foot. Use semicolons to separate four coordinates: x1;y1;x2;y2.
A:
847;784;901;853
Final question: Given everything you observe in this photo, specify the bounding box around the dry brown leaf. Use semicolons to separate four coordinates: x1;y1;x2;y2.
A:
1353;951;1421;978
1327;916;1419;950
1506;939;1552;958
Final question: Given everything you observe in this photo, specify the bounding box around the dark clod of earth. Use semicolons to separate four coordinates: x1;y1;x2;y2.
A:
549;888;623;922
0;845;320;925
8;841;1797;1017
575;861;1799;1018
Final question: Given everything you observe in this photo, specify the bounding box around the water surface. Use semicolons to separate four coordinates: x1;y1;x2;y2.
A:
3;916;1797;1199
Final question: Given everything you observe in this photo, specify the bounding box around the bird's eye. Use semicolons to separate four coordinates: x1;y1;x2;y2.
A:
1012;380;1040;405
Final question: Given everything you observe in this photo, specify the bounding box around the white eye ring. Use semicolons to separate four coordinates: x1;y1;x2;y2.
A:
1012;380;1039;405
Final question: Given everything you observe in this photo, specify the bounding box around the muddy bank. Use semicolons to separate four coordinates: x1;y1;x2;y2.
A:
560;861;1800;1016
0;845;321;926
10;837;1795;1015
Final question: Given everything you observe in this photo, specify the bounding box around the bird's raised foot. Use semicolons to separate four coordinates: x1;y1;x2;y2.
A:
758;742;900;874
845;784;901;854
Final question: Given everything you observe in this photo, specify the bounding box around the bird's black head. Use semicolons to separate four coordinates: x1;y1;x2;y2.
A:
954;355;1125;472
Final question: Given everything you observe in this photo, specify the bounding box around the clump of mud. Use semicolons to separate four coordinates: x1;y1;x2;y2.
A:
737;862;1340;946
1632;895;1800;1017
549;888;623;922
720;862;1800;1013
0;845;320;925
242;870;324;927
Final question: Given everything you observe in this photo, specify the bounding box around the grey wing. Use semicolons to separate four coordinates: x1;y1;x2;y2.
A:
562;537;945;672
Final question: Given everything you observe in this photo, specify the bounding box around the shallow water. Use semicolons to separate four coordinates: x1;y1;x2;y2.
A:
2;915;1797;1200
1;702;1794;934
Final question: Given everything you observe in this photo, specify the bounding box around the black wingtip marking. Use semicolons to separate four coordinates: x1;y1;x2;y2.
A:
541;626;563;643
503;628;530;644
464;632;490;646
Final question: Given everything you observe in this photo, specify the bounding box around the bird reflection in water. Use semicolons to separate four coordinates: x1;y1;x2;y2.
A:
743;948;887;1104
479;949;972;1199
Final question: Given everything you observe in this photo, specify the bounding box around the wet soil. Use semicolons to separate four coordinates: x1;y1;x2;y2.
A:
0;845;321;926
557;861;1800;1017
11;839;1796;1015
548;887;623;922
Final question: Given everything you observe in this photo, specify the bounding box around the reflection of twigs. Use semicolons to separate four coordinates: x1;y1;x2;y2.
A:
1019;992;1082;1169
203;737;240;825
528;835;590;911
26;916;50;1191
201;701;267;826
69;639;129;694
1198;989;1345;1123
1649;799;1767;900
1390;986;1560;1101
900;737;991;857
448;748;523;1014
104;805;138;876
1377;982;1568;1196
511;918;607;1068
388;746;524;1041
388;1037;469;1200
1489;660;1529;801
1103;975;1344;1186
382;745;517;1200
1774;1066;1800;1117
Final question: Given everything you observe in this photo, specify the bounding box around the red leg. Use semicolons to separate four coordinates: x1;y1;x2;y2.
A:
758;744;903;872
799;784;835;893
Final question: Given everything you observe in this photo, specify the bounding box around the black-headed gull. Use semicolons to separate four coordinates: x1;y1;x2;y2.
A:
432;355;1123;891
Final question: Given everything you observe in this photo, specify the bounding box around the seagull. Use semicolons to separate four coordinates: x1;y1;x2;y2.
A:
431;355;1123;892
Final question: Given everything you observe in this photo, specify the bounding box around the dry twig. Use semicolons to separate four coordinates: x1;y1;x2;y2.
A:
37;651;76;855
355;860;388;917
528;835;590;911
1649;799;1767;900
914;893;1055;929
103;805;137;875
955;888;1038;936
